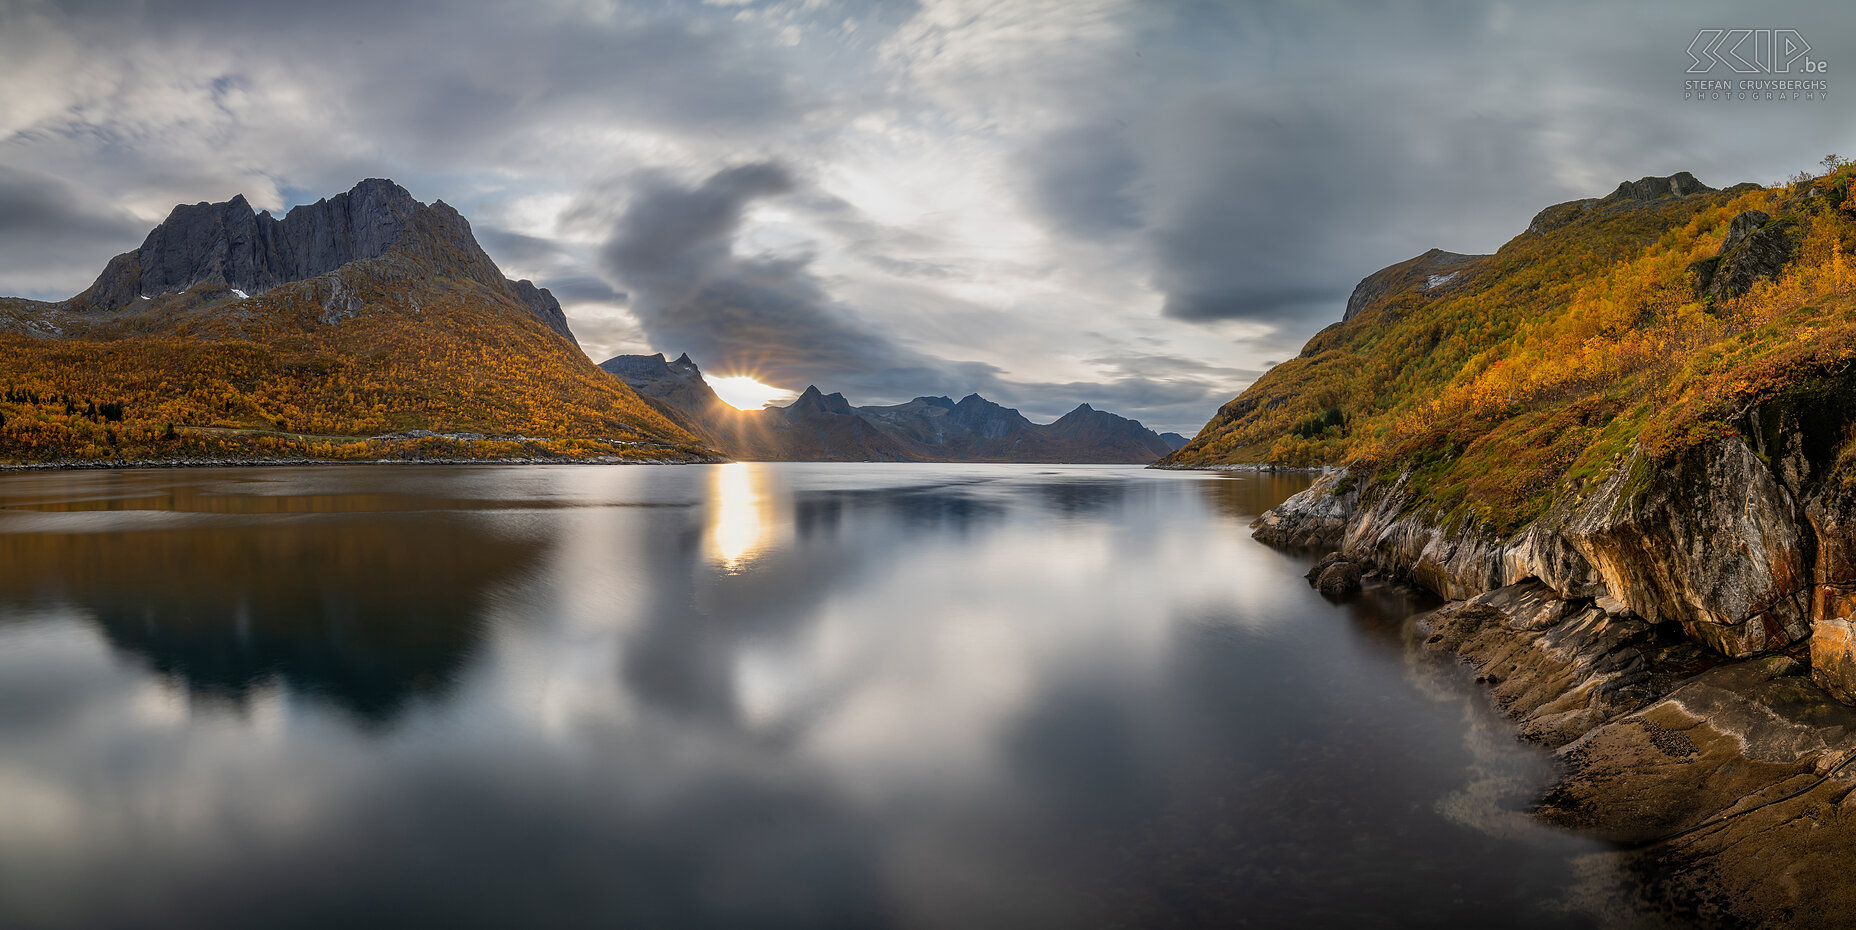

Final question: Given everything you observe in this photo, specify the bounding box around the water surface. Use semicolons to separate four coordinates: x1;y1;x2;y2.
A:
0;464;1629;928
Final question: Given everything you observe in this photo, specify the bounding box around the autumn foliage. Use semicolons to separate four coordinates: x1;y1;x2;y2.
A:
1167;161;1856;531
0;263;711;466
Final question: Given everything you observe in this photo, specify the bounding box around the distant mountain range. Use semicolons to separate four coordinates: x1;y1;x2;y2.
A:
0;179;708;464
600;352;1189;463
0;175;1194;468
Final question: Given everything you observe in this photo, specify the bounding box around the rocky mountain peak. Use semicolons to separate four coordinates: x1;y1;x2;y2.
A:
787;386;855;415
1607;171;1711;202
67;178;574;341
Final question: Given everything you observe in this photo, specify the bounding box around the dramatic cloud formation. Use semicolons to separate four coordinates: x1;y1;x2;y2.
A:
600;163;888;376
1;0;1853;431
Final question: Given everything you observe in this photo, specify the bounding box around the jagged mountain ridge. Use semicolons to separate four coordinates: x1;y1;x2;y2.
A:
0;180;706;465
600;352;1181;463
67;178;573;339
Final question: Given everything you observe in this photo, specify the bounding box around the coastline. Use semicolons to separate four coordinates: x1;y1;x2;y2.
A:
1254;462;1856;928
1147;461;1340;474
0;452;724;472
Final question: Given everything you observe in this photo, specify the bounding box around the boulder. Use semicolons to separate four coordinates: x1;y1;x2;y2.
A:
1314;560;1362;598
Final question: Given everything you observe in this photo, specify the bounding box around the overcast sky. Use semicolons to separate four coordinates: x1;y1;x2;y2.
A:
2;0;1853;432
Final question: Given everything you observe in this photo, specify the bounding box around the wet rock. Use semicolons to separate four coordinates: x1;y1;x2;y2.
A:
1313;560;1362;598
1466;580;1579;631
1418;585;1665;747
1251;470;1355;548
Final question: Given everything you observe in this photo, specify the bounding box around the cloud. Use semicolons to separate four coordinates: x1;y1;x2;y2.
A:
0;166;145;299
6;0;1856;433
598;162;933;384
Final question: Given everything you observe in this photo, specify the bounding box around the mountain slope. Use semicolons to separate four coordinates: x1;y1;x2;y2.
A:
1229;162;1856;925
0;180;710;465
1170;163;1856;653
601;352;1176;462
1161;171;1782;499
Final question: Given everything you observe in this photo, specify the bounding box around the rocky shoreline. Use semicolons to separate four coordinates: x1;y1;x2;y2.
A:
1257;427;1856;927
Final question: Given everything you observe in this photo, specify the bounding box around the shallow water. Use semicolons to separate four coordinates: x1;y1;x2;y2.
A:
0;463;1631;929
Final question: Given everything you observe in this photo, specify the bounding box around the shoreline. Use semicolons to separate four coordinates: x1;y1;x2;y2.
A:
1147;461;1339;474
1265;469;1856;928
0;453;722;472
0;456;1188;473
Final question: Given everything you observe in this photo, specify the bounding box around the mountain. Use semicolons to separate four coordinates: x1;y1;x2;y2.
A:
1161;170;1769;475
1159;432;1190;451
600;352;1176;463
1164;163;1856;655
0;179;710;465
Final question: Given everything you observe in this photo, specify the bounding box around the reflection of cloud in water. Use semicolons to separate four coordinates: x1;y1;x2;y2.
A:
0;464;1629;928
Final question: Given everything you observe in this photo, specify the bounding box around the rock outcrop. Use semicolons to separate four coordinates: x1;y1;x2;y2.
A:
1249;393;1856;925
66;179;575;341
1257;430;1828;659
1689;208;1799;301
1341;248;1485;322
1527;172;1716;235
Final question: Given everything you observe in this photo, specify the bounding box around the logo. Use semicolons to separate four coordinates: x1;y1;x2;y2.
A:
1687;29;1826;73
1683;28;1828;102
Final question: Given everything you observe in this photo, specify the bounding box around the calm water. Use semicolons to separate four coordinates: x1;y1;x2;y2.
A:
0;463;1635;929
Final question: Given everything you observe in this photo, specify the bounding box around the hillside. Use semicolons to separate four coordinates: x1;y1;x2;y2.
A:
1162;167;1856;529
1228;162;1856;925
0;180;711;465
601;352;1179;463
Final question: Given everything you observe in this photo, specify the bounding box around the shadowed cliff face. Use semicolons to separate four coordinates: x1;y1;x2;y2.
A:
64;178;574;341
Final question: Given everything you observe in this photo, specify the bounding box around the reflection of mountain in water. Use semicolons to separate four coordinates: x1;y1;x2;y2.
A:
0;515;545;723
1196;471;1316;524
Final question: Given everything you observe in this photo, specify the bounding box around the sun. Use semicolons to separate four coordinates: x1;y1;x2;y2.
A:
706;375;796;411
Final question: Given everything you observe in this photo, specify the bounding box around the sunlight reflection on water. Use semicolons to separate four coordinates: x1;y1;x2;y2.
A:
0;463;1634;930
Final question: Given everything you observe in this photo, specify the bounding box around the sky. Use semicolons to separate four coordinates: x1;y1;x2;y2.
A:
0;0;1853;433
